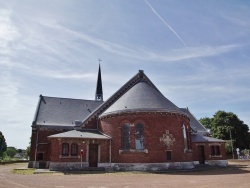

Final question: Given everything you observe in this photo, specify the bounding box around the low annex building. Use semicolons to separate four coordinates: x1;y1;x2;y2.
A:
29;67;227;171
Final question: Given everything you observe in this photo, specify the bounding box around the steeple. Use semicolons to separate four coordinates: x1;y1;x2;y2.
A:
95;63;103;101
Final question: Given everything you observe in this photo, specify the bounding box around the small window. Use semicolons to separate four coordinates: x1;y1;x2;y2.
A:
37;153;43;161
210;146;220;156
62;143;69;156
71;143;78;156
166;151;172;160
135;123;144;150
122;124;130;150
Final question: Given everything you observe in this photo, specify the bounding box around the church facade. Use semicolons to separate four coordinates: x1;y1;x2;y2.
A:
29;67;227;171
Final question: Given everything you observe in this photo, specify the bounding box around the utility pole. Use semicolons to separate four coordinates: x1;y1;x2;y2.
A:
229;128;234;159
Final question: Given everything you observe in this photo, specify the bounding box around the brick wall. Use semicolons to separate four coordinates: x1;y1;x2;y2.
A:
30;128;69;161
100;112;193;163
50;138;110;163
192;142;227;161
30;120;98;162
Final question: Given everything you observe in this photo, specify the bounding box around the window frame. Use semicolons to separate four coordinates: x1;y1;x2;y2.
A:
71;143;78;156
135;123;144;150
62;143;69;156
122;123;130;150
210;145;221;156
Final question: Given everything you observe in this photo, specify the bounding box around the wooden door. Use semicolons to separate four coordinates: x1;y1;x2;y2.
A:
89;144;98;167
198;146;205;164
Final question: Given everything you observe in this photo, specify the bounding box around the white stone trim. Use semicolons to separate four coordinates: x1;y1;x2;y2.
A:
209;155;222;158
119;149;148;154
59;155;80;159
49;162;88;170
205;160;228;167
111;162;195;171
41;160;228;171
193;161;199;165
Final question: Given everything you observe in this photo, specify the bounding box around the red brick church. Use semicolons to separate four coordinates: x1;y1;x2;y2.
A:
29;66;227;171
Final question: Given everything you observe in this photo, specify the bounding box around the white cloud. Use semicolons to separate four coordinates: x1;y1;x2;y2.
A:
0;0;249;149
22;19;242;64
0;9;20;54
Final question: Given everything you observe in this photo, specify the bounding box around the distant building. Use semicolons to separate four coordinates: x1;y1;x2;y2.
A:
29;66;227;171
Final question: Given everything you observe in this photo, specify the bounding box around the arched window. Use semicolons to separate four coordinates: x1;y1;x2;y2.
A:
71;143;78;156
122;123;130;150
183;124;188;151
135;123;144;150
62;143;69;156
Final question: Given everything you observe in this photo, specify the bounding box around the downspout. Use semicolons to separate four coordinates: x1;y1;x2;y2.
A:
97;116;112;167
109;139;112;167
34;126;40;168
97;116;99;130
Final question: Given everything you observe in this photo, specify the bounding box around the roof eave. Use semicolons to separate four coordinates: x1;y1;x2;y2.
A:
99;109;189;119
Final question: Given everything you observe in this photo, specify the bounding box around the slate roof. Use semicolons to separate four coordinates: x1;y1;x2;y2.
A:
101;81;186;117
48;130;110;139
191;133;225;142
33;96;103;128
81;70;158;125
179;108;209;135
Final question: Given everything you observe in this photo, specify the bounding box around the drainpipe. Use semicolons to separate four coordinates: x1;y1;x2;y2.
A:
34;126;40;168
97;116;99;130
109;139;112;167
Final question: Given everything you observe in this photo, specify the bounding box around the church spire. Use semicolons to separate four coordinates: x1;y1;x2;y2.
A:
95;61;103;101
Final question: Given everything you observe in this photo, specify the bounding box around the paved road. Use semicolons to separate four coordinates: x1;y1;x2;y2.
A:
0;161;250;188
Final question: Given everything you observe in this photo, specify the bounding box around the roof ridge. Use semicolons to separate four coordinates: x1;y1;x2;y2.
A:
41;95;100;102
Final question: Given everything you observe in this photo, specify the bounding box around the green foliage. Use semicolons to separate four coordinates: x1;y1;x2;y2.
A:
199;117;213;129
0;131;7;158
200;111;250;151
25;146;30;159
6;147;17;158
225;140;234;154
2;152;11;161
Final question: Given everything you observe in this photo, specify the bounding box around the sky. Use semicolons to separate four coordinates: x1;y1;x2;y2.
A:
0;0;250;149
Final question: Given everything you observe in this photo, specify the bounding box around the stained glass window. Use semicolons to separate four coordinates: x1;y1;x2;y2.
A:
135;123;144;150
122;124;130;150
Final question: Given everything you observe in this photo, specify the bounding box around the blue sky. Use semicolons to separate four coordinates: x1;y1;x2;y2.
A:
0;0;250;149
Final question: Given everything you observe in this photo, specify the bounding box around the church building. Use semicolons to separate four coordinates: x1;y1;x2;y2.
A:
29;66;227;171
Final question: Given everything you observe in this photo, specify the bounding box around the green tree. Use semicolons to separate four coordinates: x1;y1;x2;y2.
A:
0;131;7;158
25;137;31;159
211;111;250;150
6;147;17;158
199;117;213;130
25;146;30;159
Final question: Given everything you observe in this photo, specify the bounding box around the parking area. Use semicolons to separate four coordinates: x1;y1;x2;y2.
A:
0;160;250;188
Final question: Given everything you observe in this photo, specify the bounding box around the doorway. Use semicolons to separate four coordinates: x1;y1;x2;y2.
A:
198;145;205;164
89;144;98;167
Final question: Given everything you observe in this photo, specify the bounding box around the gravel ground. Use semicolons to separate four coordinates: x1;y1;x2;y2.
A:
0;160;250;188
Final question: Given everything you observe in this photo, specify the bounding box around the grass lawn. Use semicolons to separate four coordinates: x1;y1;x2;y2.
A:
12;168;35;175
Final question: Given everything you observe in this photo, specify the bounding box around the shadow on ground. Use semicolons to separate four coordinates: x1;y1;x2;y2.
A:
58;163;250;176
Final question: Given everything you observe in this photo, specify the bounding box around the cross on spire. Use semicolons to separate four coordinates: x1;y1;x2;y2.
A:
98;58;102;64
